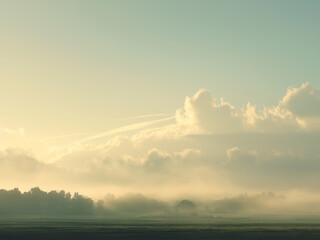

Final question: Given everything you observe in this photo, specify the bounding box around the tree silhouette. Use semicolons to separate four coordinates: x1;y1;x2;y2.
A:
0;187;94;216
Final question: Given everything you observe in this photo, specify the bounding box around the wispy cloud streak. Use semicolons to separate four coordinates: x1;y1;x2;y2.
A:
77;116;174;144
119;113;170;121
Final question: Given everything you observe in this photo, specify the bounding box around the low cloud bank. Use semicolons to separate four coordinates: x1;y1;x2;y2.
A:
1;83;320;202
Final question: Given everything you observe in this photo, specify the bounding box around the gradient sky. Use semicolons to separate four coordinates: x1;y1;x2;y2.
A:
1;1;320;203
1;0;319;141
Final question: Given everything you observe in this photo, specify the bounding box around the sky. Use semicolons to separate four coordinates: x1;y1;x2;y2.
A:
1;0;320;213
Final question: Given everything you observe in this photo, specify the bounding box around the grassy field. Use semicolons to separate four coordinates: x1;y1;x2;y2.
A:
1;217;320;239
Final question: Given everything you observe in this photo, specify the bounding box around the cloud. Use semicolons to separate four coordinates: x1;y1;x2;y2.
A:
1;83;320;202
242;103;301;132
175;83;320;134
0;148;42;175
282;82;320;118
78;116;174;144
176;89;242;134
119;113;171;121
279;83;320;130
142;149;171;172
0;148;65;188
226;146;257;166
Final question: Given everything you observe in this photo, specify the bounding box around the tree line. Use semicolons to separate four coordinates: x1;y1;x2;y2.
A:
0;187;94;216
0;187;200;217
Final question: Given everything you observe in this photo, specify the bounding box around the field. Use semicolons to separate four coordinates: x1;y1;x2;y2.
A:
1;217;320;239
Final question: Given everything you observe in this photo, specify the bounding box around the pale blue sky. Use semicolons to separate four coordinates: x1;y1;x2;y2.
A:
1;0;319;139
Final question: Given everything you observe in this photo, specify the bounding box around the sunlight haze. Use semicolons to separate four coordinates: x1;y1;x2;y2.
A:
1;0;320;219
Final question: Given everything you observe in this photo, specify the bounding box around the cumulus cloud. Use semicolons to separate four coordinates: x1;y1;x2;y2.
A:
176;83;320;134
176;89;242;134
282;83;320;118
242;103;301;132
279;83;320;130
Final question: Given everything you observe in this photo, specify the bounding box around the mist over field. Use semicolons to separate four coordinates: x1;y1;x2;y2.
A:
1;186;320;219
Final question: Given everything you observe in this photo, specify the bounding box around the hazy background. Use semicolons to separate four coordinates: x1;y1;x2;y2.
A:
1;0;320;217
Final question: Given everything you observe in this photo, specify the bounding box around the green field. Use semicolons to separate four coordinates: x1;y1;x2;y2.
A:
1;217;320;240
